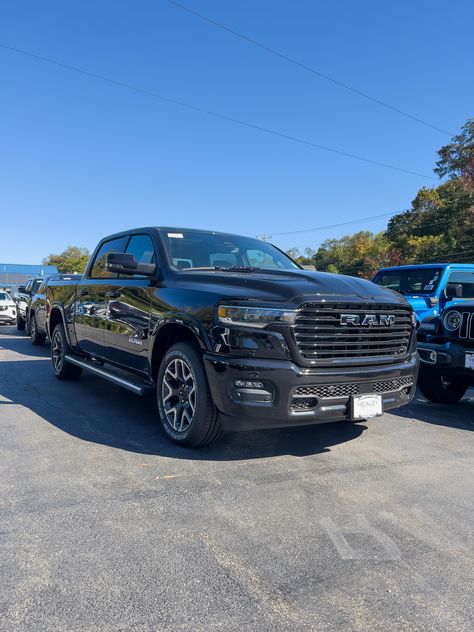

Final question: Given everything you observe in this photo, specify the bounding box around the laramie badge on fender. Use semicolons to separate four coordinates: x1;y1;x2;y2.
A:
340;314;396;327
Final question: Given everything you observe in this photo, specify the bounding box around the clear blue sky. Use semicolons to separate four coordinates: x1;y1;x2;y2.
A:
1;0;472;264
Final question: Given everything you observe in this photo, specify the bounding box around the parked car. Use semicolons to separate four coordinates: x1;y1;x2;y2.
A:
27;274;83;345
12;277;44;331
46;227;419;447
0;290;17;325
417;302;474;403
372;264;474;322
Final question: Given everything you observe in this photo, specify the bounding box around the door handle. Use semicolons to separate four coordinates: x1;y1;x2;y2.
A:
78;289;89;297
105;289;121;299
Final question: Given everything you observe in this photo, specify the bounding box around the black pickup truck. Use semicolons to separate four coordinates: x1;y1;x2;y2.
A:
46;227;419;447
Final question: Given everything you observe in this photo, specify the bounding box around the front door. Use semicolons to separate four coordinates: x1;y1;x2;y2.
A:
74;235;128;357
102;234;156;372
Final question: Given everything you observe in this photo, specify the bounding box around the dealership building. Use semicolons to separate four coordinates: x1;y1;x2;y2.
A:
0;263;58;289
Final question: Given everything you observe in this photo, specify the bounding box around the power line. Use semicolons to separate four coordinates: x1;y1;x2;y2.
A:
274;207;474;239
0;42;436;180
165;0;453;137
269;211;399;237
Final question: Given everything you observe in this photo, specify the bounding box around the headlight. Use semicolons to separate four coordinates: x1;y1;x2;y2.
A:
444;310;462;331
217;305;297;328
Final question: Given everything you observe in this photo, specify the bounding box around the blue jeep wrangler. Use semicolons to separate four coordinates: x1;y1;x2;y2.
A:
372;264;474;322
416;302;474;403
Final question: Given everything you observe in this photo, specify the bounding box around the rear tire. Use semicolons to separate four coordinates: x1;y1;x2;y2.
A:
16;313;25;331
157;342;223;447
418;366;468;404
30;314;46;346
51;322;82;380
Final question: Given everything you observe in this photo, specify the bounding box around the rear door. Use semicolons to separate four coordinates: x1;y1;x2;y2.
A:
34;281;48;333
74;236;128;356
102;233;156;372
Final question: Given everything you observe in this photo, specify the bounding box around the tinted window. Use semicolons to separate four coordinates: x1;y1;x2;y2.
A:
373;268;443;295
122;234;157;278
447;270;474;299
32;279;42;294
90;237;128;279
162;230;299;271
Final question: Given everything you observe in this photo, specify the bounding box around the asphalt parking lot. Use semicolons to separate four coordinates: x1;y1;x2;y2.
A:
0;325;473;632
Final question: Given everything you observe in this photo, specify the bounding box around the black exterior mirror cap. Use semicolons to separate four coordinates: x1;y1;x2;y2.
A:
105;252;157;277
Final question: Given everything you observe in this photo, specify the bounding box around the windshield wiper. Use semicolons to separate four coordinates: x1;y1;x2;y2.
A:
181;266;261;272
219;266;260;272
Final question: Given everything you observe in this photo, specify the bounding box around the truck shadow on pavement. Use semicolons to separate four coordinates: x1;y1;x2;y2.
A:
0;330;366;461
391;391;474;431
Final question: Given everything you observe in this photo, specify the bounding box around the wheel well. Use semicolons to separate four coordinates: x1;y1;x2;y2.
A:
49;308;63;338
151;323;203;379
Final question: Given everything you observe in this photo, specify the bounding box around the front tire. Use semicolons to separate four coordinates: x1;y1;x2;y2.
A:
30;314;46;346
51;323;82;380
157;342;222;447
418;366;468;404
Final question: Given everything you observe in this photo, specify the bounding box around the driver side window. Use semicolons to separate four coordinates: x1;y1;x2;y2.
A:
447;271;474;299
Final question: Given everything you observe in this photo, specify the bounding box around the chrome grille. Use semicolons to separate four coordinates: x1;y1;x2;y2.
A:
293;303;413;362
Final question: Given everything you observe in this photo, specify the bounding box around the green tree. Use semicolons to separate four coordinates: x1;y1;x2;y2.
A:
435;118;474;187
42;246;91;273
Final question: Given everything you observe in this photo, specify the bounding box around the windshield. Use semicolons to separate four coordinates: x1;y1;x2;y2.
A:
0;291;10;301
161;230;301;272
372;268;443;295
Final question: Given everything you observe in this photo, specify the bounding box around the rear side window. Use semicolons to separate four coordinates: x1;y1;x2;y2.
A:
90;237;128;279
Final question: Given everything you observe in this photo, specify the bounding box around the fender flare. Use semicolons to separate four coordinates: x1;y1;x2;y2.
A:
48;304;74;348
150;313;211;350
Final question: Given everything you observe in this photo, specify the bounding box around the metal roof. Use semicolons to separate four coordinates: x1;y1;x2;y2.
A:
0;263;58;275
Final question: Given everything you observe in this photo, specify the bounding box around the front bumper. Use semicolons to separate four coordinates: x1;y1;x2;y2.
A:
0;311;16;323
203;352;419;430
418;341;474;382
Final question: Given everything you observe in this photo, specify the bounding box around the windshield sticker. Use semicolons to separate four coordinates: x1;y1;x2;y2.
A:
424;284;434;290
168;233;183;238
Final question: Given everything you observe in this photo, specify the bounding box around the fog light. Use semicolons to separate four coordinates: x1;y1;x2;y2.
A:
234;380;264;389
429;350;437;363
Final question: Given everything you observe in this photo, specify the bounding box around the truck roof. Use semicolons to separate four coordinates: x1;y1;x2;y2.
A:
99;226;267;243
378;263;474;272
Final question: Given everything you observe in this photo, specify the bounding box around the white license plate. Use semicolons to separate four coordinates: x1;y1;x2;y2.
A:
352;394;383;420
465;353;474;370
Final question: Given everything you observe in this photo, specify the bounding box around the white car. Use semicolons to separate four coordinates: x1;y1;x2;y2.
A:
0;290;17;325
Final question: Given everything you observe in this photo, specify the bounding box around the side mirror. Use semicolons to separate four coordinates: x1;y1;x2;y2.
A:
445;283;462;300
105;252;156;277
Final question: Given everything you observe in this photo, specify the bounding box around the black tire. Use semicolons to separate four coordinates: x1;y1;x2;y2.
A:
16;312;25;331
51;322;82;380
30;313;46;346
157;342;223;447
418;366;468;404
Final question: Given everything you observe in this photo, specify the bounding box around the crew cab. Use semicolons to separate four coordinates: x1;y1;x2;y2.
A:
13;277;44;331
372;264;474;322
27;274;83;345
417;302;474;404
46;227;419;447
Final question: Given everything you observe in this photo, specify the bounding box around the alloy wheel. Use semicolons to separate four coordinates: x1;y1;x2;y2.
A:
161;358;196;432
52;330;63;372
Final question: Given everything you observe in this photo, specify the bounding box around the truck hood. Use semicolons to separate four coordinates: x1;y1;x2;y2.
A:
174;268;409;307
